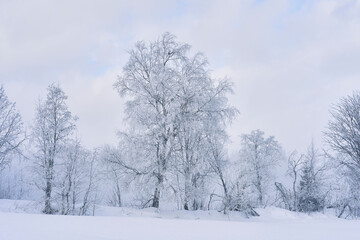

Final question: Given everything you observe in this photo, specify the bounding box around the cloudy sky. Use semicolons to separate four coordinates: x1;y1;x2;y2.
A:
1;0;360;154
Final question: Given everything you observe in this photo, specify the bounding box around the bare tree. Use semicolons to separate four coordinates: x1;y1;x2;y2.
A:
274;151;303;211
79;150;99;216
287;151;304;211
206;135;258;215
58;139;90;215
206;133;230;212
325;91;360;171
324;91;360;215
0;85;24;171
32;84;77;214
103;136;153;208
107;167;123;207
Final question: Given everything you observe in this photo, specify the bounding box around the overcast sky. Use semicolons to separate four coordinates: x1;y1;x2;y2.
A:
1;0;360;154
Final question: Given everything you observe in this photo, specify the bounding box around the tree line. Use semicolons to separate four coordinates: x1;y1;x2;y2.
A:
1;33;360;218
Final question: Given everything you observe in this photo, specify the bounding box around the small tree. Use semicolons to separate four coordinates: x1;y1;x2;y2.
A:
287;151;304;211
106;165;123;207
32;84;77;214
275;151;304;211
58;139;91;215
205;127;259;215
0;85;24;171
297;142;326;212
238;130;282;207
79;150;100;216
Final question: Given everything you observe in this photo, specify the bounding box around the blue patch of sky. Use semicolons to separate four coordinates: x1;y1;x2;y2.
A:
85;59;109;76
167;0;188;19
253;0;311;12
255;0;312;31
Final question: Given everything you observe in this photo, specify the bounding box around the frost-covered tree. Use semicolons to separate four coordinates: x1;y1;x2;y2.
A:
274;151;303;211
0;85;24;171
238;130;282;207
206;131;230;211
58;140;98;215
208;142;259;216
287;151;304;211
114;33;186;208
79;149;100;216
113;33;237;209
172;61;236;210
32;84;77;214
106;166;123;207
0;158;28;200
325;92;360;170
103;134;157;208
59;140;83;215
297;142;326;212
324;91;360;214
275;142;327;213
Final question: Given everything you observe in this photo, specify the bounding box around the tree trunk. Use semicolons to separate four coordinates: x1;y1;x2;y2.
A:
152;187;160;208
44;178;53;214
183;171;191;210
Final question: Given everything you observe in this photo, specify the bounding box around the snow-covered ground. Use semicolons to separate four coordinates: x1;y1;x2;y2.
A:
1;200;360;240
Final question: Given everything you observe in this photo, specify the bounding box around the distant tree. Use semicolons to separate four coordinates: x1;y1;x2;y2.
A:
204;126;259;216
58;139;92;215
287;151;304;211
32;84;77;214
274;151;304;211
105;163;123;208
0;85;24;171
297;141;326;212
79;149;100;216
275;142;327;213
103;133;157;208
209;145;259;216
238;130;282;207
206;132;231;212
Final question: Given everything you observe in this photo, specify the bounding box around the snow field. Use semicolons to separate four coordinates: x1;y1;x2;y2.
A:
0;200;360;240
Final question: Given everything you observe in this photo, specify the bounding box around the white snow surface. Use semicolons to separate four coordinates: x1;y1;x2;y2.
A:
0;199;360;240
